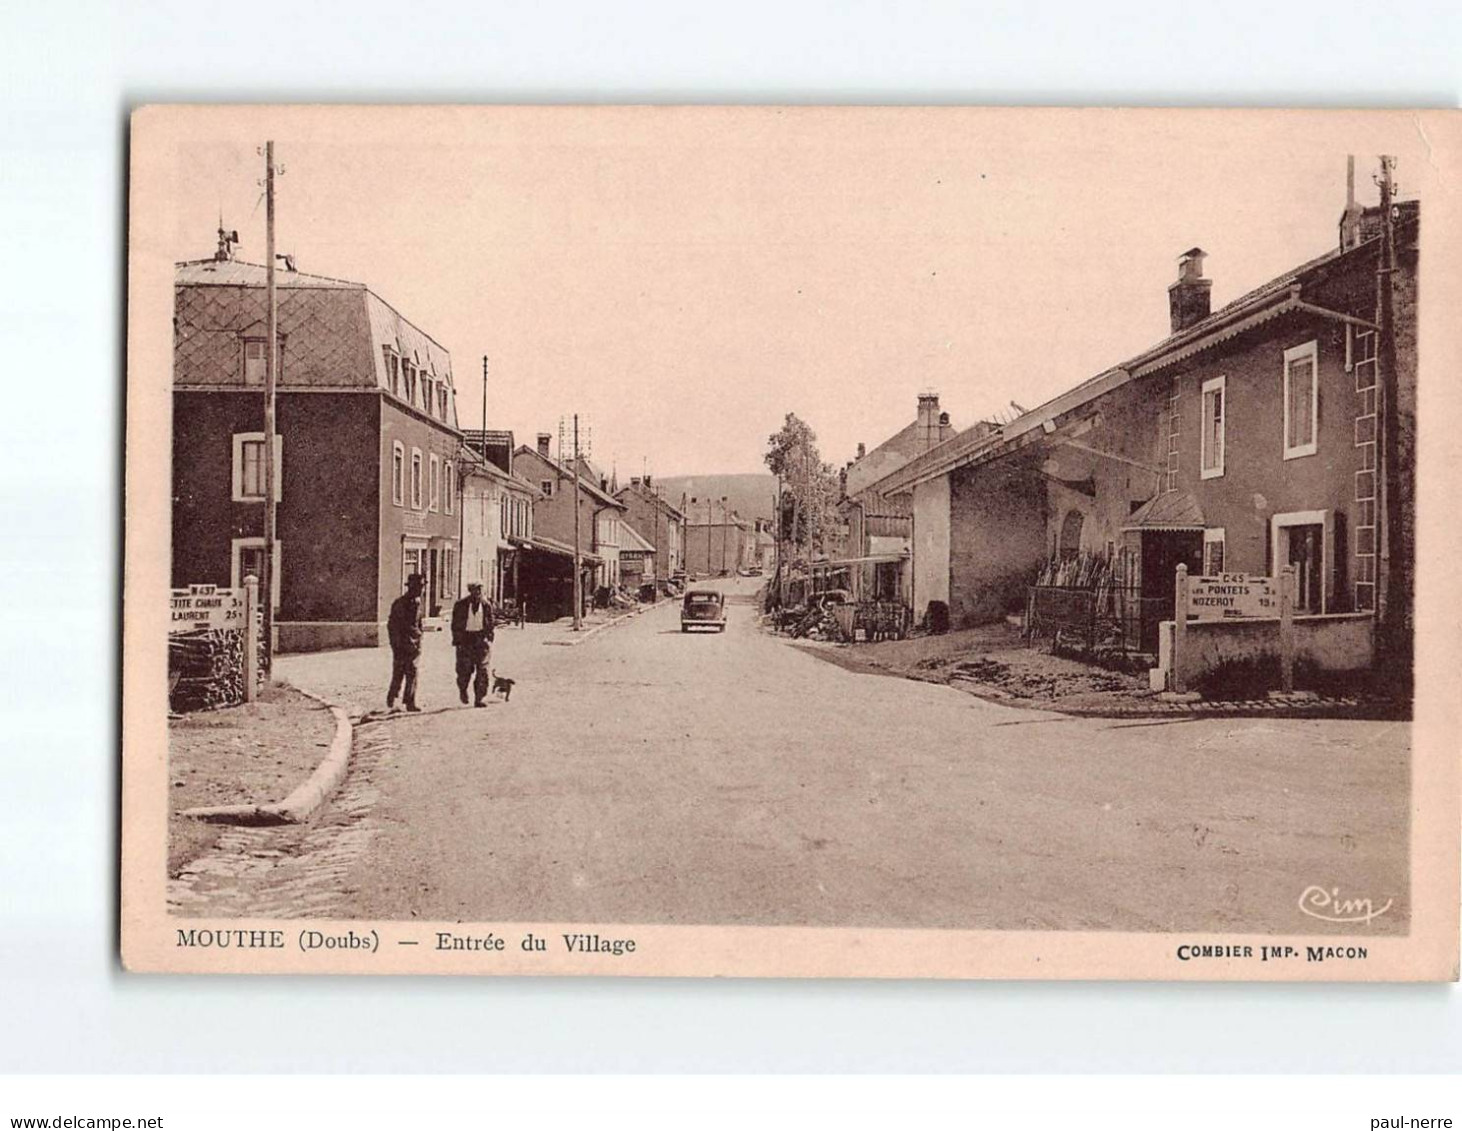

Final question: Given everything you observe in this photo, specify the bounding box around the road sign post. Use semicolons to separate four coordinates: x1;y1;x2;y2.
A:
1172;563;1189;694
1279;563;1296;693
243;575;260;703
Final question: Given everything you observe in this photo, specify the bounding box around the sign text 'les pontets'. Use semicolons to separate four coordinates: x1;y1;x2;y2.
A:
169;584;247;633
1186;574;1280;621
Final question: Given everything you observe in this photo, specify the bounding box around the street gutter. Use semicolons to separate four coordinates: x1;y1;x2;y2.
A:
542;598;665;646
179;685;354;826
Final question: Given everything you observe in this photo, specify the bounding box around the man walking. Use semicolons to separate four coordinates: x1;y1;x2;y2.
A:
451;580;495;707
387;572;426;712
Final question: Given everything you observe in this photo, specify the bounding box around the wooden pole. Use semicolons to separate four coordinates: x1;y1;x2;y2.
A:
1279;563;1296;694
261;140;277;671
242;574;259;703
572;413;582;631
1172;563;1189;694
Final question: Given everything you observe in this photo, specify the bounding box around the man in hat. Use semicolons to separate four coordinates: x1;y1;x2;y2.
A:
451;580;496;707
386;572;426;712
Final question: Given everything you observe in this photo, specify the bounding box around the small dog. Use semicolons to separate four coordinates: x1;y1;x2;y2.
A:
491;675;515;702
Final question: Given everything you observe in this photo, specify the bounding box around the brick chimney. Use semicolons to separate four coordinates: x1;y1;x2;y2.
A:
536;433;552;458
1168;248;1212;333
856;442;866;460
917;393;942;449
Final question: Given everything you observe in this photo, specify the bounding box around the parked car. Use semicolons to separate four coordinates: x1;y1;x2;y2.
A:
681;589;727;633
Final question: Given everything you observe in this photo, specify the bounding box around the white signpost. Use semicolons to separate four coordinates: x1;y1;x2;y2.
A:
1171;564;1297;696
169;580;260;703
1185;573;1280;621
169;584;247;632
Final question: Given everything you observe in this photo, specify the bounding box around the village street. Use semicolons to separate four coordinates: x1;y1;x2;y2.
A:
169;579;1409;935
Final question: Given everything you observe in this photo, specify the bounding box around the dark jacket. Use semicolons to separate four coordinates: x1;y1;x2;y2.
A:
387;593;424;654
450;596;495;648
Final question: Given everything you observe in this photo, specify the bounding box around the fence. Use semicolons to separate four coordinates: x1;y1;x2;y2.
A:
1027;580;1167;655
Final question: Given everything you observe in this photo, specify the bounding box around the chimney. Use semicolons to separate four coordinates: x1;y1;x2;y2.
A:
1168;248;1212;333
917;392;941;449
536;433;552;458
630;476;642;488
856;442;866;460
1339;155;1365;250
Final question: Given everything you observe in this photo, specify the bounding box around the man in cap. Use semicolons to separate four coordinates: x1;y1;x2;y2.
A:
386;572;426;712
450;580;496;707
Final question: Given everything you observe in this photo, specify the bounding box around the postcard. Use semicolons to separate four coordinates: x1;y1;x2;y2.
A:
123;105;1460;978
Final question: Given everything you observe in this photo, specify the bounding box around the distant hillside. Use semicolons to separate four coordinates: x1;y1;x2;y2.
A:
655;473;778;524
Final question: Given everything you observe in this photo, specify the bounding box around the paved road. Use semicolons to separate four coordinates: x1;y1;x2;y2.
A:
173;578;1409;934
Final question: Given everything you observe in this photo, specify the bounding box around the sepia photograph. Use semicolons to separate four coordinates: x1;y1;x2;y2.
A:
121;105;1459;978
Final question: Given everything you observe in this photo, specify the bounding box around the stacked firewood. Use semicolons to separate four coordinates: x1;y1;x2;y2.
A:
168;627;249;712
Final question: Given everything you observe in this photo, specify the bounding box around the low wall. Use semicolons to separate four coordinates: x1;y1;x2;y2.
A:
1154;612;1374;690
276;620;382;653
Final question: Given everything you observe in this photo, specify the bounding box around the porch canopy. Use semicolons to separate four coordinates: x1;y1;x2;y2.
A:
1122;491;1206;532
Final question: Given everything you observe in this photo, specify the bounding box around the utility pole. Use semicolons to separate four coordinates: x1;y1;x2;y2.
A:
572;414;583;631
261;140;279;672
774;477;781;607
1376;155;1410;693
480;356;489;460
720;496;729;575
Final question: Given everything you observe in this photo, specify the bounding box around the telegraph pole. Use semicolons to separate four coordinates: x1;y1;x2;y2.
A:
572;414;583;631
720;497;729;575
1376;155;1410;692
480;356;489;459
261;140;278;672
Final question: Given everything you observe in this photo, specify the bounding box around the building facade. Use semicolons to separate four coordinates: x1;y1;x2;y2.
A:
457;445;540;606
875;177;1417;672
615;477;684;580
513;435;627;606
172;248;462;651
682;501;756;576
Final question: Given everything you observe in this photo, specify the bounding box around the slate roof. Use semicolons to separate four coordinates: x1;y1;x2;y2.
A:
173;258;456;425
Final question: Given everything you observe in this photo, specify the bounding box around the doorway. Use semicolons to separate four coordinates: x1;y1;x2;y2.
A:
1140;529;1204;607
1271;511;1327;614
1280;522;1324;614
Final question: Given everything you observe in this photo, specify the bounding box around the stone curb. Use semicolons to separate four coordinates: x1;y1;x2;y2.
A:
542;599;661;647
181;686;354;826
943;676;1395;721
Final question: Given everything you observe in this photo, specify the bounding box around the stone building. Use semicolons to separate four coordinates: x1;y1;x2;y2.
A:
171;243;462;651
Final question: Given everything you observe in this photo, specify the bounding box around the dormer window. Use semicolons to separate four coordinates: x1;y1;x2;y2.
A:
244;339;266;385
404;365;417;405
383;349;400;398
422;376;433;414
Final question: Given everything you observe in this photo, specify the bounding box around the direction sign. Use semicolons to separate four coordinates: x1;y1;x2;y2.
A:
1185;574;1279;621
170;584;247;633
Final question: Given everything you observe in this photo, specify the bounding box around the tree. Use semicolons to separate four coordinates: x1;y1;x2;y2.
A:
764;413;838;556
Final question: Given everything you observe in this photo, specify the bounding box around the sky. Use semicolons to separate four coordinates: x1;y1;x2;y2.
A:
169;109;1403;478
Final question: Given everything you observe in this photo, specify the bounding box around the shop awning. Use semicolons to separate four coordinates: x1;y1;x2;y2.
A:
1122;491;1206;532
509;535;602;565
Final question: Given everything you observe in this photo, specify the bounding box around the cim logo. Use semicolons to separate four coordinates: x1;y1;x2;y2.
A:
1298;885;1394;925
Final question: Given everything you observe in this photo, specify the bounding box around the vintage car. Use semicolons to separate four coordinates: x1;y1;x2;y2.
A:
680;588;727;633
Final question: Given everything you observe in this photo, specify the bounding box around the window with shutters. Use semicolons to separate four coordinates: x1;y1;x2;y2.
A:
231;433;282;502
